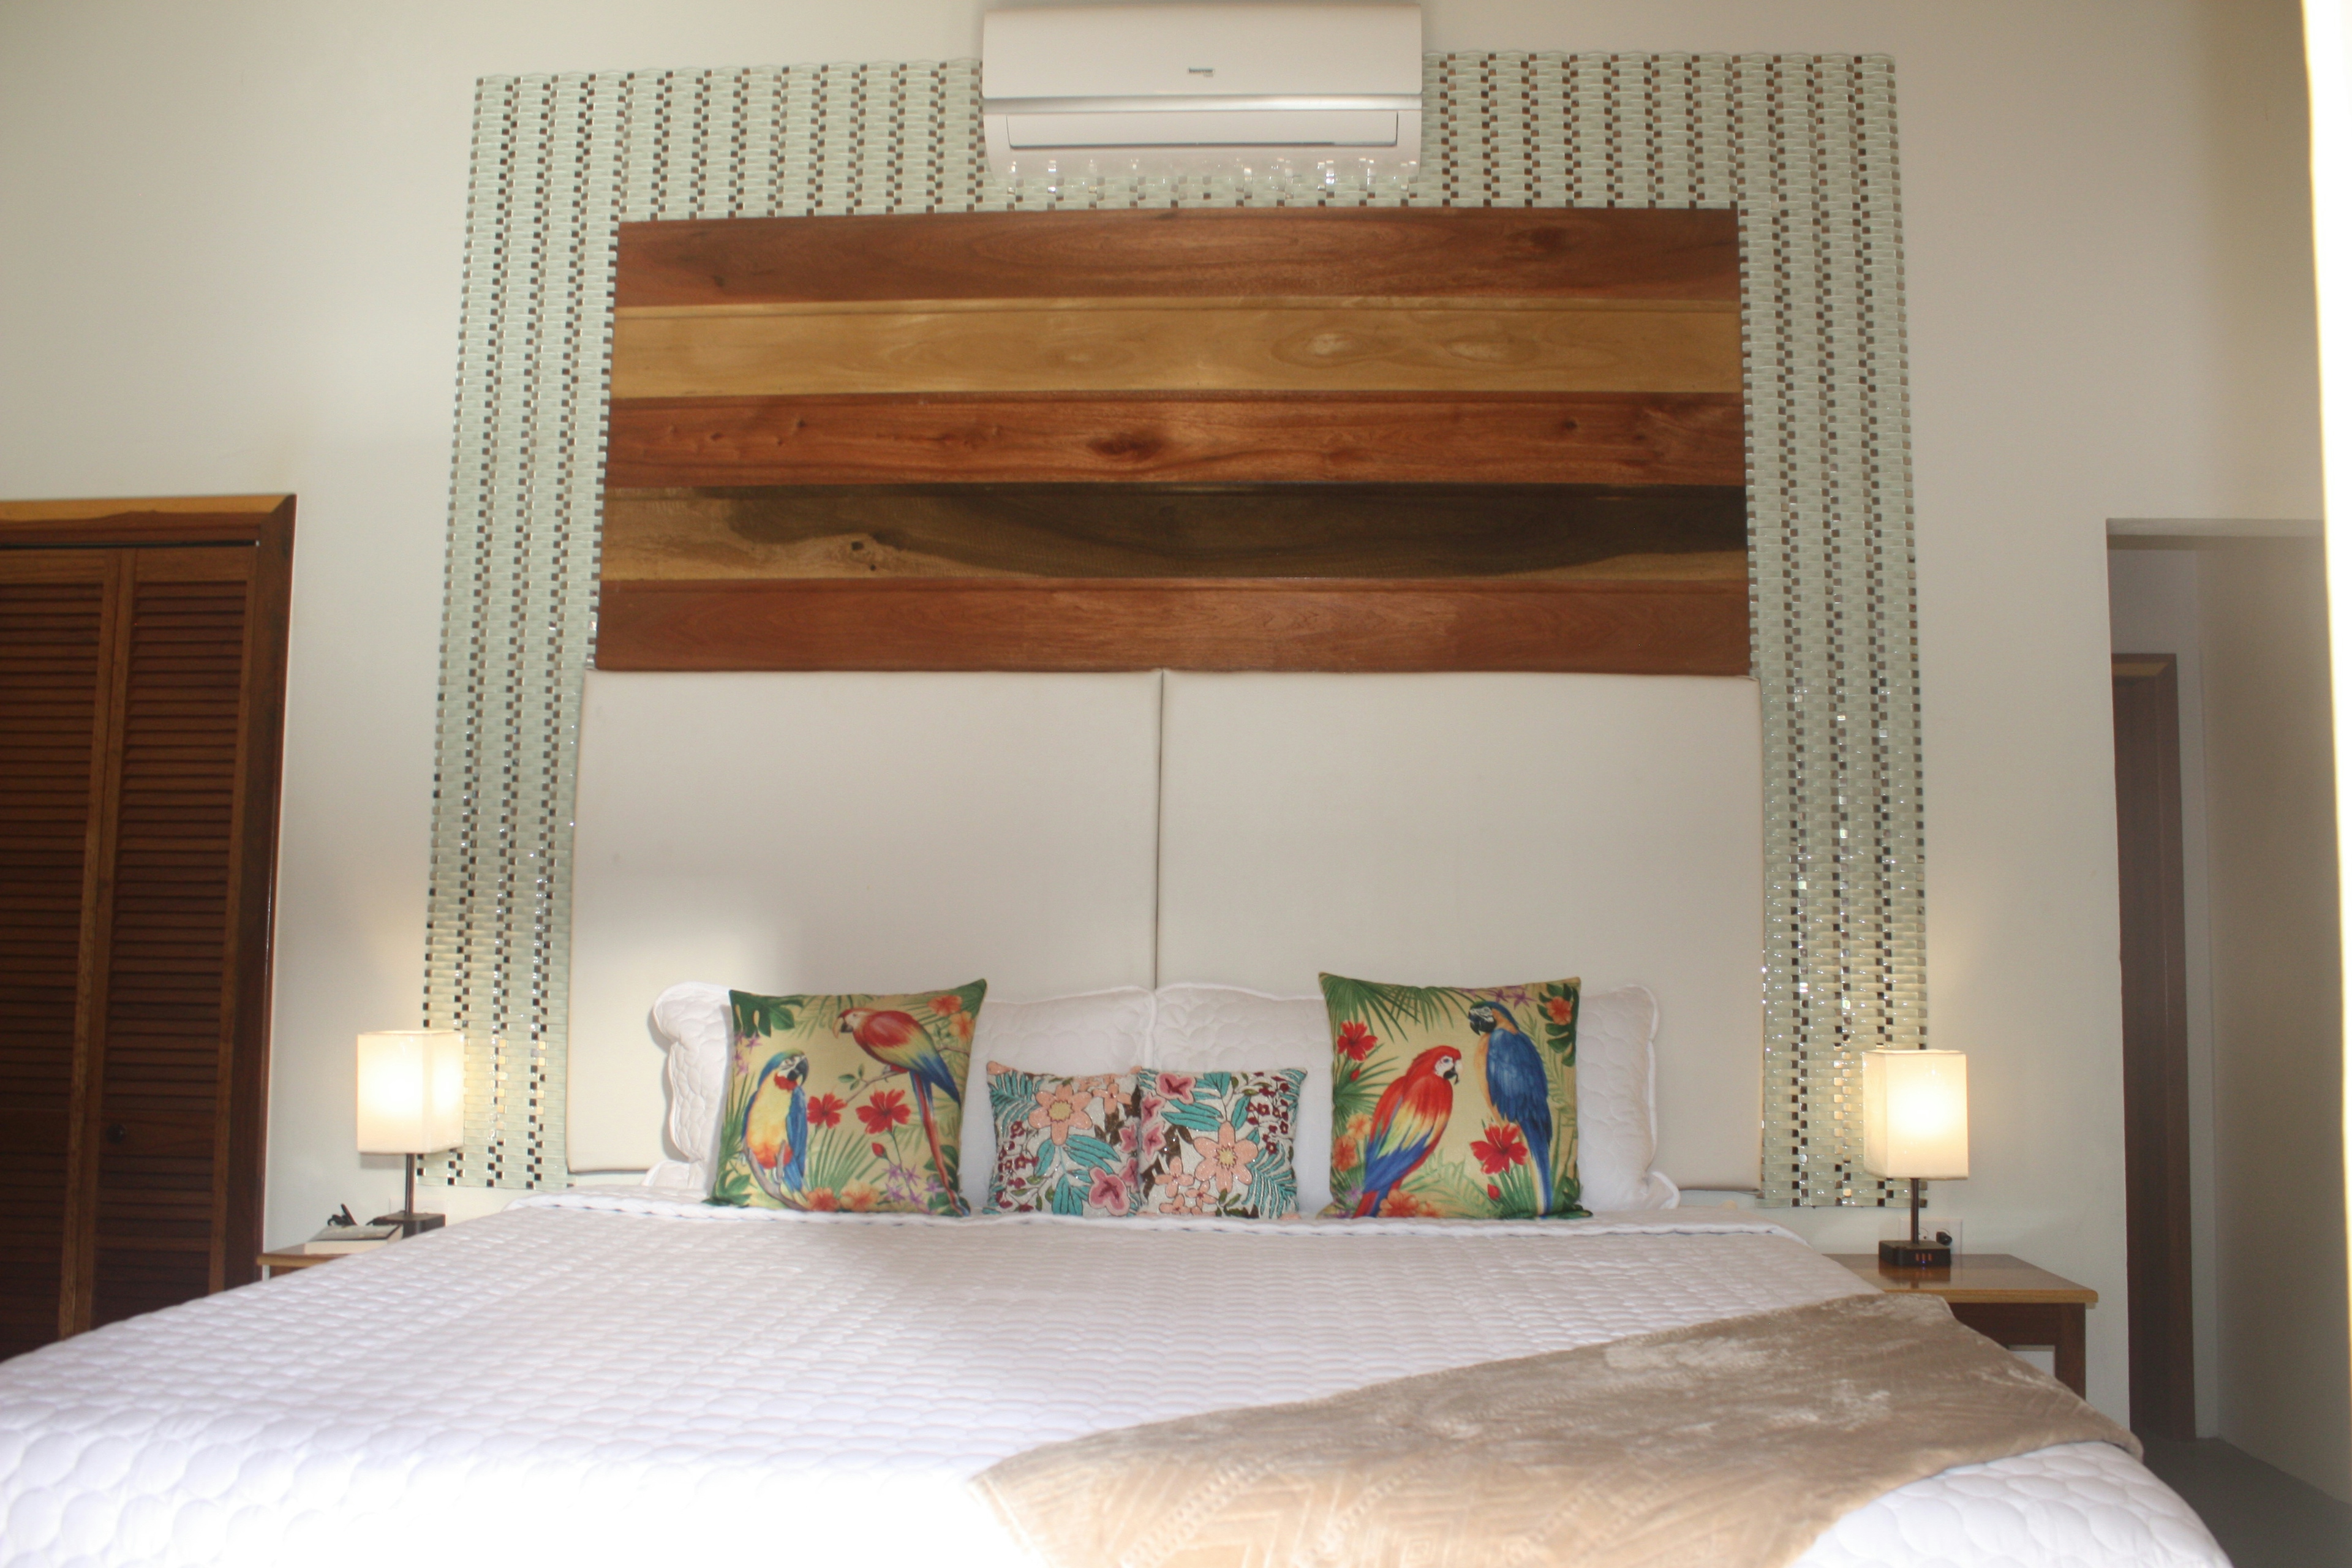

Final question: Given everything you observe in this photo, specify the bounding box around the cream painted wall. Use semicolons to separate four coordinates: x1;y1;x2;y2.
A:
0;0;2324;1424
2198;540;2350;1499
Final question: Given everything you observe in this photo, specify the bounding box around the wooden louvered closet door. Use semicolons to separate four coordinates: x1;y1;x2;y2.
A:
0;500;291;1358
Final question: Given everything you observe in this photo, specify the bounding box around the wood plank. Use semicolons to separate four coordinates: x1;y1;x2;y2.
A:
2112;654;2198;1438
610;298;1742;399
602;483;1747;582
0;496;290;524
605;392;1746;489
594;577;1751;675
615;208;1741;309
0;564;107;1361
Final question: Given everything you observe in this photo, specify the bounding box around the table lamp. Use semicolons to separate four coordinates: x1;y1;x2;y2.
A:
356;1029;464;1236
1861;1047;1968;1268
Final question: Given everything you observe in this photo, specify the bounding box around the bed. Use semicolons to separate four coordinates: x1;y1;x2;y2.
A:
0;1194;2220;1568
0;976;2224;1567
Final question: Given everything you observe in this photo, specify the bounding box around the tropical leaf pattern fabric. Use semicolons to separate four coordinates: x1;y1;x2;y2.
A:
984;1066;1142;1216
1322;973;1586;1219
1134;1068;1305;1219
710;982;983;1215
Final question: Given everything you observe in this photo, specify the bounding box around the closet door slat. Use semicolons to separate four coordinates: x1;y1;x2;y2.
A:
0;556;111;1360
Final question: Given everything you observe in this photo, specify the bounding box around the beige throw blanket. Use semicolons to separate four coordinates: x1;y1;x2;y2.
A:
973;1292;2136;1568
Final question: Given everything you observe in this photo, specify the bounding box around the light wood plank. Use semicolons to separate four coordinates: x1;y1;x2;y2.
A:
611;298;1742;399
0;497;290;523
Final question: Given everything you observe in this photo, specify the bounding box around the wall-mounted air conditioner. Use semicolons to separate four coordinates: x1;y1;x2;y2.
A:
982;4;1423;187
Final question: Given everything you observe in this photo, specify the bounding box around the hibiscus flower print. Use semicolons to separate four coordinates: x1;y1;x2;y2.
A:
1381;1191;1439;1219
1471;1123;1529;1175
1546;993;1575;1026
932;994;963;1016
1336;1021;1379;1061
806;1093;845;1129
841;1180;880;1212
1332;1135;1360;1173
805;1189;840;1212
1027;1081;1091;1145
858;1088;911;1135
1192;1121;1259;1194
1138;1115;1169;1166
1088;1167;1134;1216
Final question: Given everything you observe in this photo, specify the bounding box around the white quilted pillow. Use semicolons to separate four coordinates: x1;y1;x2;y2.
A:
1145;982;1675;1216
647;981;733;1195
960;988;1156;1213
1575;986;1679;1212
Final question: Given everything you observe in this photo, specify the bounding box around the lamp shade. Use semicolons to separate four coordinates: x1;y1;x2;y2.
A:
355;1030;465;1155
1860;1049;1969;1180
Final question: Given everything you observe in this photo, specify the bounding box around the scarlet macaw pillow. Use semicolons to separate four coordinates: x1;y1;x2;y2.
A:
710;982;983;1215
984;1065;1141;1216
1321;973;1586;1219
1134;1068;1305;1218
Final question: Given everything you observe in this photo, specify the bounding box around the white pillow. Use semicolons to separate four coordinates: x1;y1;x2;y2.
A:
647;981;733;1195
1574;986;1679;1212
1146;984;1336;1214
962;988;1155;1213
1144;982;1676;1215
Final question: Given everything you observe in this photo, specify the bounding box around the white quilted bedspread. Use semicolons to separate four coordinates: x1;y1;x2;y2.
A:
0;1195;2223;1568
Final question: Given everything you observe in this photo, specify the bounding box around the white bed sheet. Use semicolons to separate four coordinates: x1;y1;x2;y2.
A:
0;1196;2222;1568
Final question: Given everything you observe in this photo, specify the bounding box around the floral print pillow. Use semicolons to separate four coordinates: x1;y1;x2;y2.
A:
986;1066;1142;1216
1322;972;1586;1220
1134;1068;1305;1219
710;983;982;1215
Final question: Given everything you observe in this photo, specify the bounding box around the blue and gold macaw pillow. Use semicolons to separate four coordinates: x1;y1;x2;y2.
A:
1321;973;1586;1220
710;982;984;1215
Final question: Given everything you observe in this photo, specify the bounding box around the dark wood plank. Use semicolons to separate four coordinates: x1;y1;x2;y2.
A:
0;560;108;1360
2113;654;2198;1438
605;392;1746;489
1949;1302;2089;1398
601;483;1748;582
86;564;249;1329
615;208;1741;309
594;577;1751;674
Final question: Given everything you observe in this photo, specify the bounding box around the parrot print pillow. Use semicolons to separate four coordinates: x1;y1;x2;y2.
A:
1134;1068;1305;1219
711;982;984;1216
1321;973;1587;1220
984;1066;1142;1216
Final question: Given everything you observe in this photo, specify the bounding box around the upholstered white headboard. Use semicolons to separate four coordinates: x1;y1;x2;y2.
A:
567;669;1763;1191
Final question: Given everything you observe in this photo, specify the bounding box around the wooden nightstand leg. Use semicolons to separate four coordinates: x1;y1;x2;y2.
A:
2055;1305;2087;1398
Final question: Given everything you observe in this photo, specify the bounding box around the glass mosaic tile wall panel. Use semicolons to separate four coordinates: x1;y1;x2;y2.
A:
425;54;1921;1205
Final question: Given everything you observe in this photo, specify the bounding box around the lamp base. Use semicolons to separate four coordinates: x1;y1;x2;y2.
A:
1879;1236;1951;1270
370;1210;446;1238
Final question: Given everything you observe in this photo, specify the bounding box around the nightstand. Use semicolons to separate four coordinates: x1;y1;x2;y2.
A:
1828;1253;2098;1397
257;1250;341;1278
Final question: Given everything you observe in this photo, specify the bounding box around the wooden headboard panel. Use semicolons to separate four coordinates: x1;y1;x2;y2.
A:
598;207;1747;675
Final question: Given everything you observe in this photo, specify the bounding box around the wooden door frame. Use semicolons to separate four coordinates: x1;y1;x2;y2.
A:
2112;651;2198;1438
0;496;295;1321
